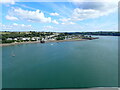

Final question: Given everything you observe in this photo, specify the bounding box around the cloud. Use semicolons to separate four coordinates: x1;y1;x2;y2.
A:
8;8;52;23
7;8;59;24
50;12;59;16
19;4;36;10
42;25;59;31
43;26;54;30
13;23;18;25
52;20;59;24
61;22;75;25
72;2;117;21
71;8;105;21
73;1;117;11
1;23;34;30
60;1;117;22
70;0;119;2
59;18;71;22
6;15;19;20
0;0;16;4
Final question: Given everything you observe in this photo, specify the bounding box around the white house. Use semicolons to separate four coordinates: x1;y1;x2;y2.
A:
7;38;12;40
14;38;18;41
34;37;40;41
49;35;55;38
31;37;36;41
22;37;30;41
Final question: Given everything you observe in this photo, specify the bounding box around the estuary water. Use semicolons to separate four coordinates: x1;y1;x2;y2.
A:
2;36;118;88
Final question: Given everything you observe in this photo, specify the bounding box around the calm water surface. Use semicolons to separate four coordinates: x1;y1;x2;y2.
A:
2;36;118;88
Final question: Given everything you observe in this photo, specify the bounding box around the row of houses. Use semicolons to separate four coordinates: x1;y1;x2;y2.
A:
7;37;41;41
6;35;57;41
6;34;84;42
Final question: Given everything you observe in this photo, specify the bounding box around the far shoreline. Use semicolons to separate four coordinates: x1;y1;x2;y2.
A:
0;39;88;47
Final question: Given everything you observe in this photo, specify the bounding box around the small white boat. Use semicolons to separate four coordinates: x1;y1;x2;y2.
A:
11;52;15;57
12;54;15;57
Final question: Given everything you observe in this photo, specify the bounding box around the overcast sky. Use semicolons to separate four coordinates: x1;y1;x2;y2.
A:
0;0;119;32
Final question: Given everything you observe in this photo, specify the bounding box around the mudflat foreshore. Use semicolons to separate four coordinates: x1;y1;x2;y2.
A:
0;39;88;47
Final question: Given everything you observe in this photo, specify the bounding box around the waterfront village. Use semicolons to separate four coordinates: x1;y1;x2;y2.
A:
1;31;98;45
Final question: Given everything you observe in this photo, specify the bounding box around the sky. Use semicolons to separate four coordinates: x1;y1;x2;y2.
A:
0;0;119;32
